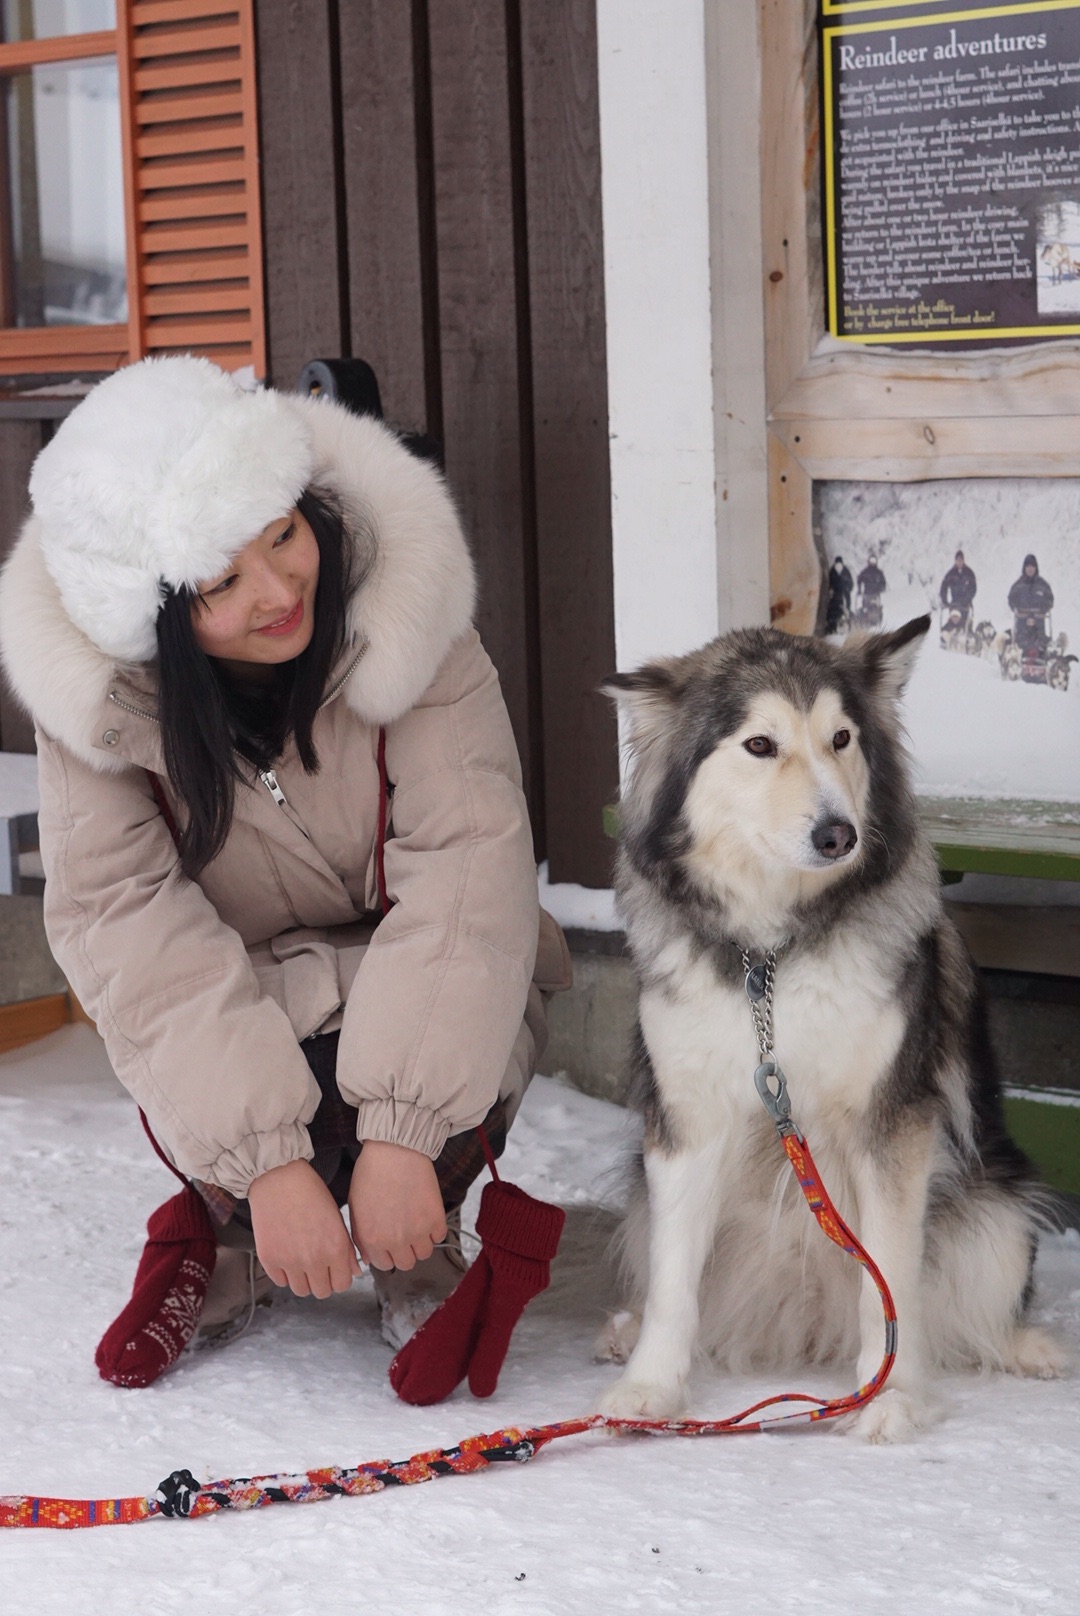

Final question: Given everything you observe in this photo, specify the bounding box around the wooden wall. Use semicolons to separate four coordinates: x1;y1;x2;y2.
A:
256;0;618;886
0;0;618;889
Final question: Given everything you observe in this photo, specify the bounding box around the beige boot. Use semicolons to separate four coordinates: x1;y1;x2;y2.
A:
192;1222;275;1347
372;1208;468;1350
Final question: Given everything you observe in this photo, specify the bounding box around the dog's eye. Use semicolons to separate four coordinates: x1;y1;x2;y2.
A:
833;729;851;751
743;736;776;758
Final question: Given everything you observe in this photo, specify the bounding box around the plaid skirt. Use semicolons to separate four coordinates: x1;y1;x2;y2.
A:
195;1029;507;1228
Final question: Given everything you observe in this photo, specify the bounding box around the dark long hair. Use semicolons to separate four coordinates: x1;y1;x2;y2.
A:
156;488;356;878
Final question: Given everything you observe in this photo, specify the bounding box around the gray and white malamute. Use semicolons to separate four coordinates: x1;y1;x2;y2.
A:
597;616;1066;1441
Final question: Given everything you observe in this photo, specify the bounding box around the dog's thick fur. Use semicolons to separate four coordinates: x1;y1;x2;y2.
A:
597;618;1066;1442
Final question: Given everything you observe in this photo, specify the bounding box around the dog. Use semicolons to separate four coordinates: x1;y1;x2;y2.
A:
596;615;1066;1442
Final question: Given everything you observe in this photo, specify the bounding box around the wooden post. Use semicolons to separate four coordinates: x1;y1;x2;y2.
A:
255;0;346;387
426;0;543;829
337;0;433;437
116;0;144;363
520;0;617;886
759;0;822;633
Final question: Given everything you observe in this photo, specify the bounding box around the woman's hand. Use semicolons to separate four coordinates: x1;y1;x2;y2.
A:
247;1158;362;1298
348;1142;447;1271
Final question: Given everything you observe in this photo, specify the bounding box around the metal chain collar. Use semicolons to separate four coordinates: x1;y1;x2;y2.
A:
739;947;777;1060
738;946;797;1136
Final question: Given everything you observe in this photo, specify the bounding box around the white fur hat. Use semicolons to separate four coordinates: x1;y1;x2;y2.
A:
29;355;315;662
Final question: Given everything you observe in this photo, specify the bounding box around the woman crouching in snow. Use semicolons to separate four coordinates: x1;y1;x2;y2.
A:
0;356;569;1382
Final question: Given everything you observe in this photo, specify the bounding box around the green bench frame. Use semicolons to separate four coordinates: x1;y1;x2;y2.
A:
921;798;1080;883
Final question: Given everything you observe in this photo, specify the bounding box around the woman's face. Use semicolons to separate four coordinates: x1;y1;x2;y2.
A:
191;508;320;670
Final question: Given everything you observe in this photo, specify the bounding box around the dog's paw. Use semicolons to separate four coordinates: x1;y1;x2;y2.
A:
842;1389;931;1444
1004;1324;1071;1380
593;1310;641;1365
598;1374;687;1421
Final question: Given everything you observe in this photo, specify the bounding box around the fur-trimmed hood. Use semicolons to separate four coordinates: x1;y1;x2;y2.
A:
0;391;476;772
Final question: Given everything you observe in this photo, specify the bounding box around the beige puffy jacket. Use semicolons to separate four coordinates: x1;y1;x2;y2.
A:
0;394;570;1197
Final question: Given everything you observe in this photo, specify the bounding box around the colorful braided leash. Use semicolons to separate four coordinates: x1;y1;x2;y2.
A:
0;1099;897;1530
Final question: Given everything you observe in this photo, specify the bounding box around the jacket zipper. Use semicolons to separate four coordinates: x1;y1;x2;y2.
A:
110;644;367;816
108;689;159;722
318;644;366;710
259;768;288;806
109;690;292;809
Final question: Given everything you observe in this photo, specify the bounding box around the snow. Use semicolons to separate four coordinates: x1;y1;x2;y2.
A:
1035;273;1080;318
538;861;621;931
2;1024;1079;1615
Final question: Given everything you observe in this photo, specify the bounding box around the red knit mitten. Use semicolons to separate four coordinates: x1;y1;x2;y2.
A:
389;1179;564;1405
95;1187;217;1389
388;1244;494;1406
467;1181;565;1396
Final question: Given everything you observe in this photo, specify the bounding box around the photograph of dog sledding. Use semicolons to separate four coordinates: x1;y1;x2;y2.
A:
818;479;1080;803
0;4;1078;1614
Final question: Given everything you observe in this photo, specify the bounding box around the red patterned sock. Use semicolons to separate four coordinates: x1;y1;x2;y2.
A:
389;1179;564;1405
95;1187;217;1389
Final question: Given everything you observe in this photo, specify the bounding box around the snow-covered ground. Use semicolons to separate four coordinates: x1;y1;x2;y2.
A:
538;861;621;932
1035;275;1080;318
2;1024;1079;1615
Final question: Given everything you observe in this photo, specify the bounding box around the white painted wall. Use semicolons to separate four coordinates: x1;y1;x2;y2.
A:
596;0;771;682
596;0;720;675
704;0;771;633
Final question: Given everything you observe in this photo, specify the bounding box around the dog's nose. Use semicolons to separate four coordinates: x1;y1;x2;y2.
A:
811;819;858;859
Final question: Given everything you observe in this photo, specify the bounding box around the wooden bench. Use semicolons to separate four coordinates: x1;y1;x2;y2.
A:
924;798;1080;1201
921;797;1080;883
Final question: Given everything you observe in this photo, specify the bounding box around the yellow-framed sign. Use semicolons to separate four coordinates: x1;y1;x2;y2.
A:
822;0;1080;343
754;0;1080;640
822;2;1008;13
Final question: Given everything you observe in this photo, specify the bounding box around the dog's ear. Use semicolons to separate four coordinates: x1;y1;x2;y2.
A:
600;661;683;745
600;664;679;699
848;615;930;703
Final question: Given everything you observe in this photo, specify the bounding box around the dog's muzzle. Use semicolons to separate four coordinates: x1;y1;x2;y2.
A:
810;818;858;860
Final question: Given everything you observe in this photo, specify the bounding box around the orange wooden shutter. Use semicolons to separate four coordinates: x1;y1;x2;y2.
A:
117;0;266;377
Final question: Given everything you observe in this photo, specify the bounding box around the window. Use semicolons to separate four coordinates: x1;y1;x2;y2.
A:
0;0;264;378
